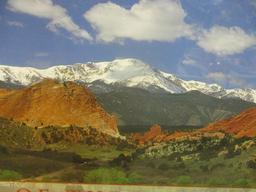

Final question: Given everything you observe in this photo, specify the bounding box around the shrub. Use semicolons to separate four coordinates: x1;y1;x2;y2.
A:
200;164;209;172
246;160;256;169
168;152;180;161
207;178;227;186
0;145;8;154
0;169;22;181
110;154;132;167
84;168;129;184
158;163;169;171
174;176;193;185
199;150;217;161
72;154;84;164
209;163;225;171
84;168;142;184
233;178;250;187
171;162;186;169
146;162;156;169
61;170;84;182
224;147;241;159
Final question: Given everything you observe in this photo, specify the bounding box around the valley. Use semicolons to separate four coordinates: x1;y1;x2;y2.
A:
0;68;255;188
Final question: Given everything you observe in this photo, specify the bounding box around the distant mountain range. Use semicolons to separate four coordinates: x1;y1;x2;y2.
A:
0;58;256;103
95;87;255;127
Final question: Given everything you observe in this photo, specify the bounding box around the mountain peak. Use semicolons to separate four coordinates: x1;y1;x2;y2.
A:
93;58;151;71
0;58;256;103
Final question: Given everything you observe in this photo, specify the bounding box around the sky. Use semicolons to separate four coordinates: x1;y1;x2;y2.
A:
0;0;256;89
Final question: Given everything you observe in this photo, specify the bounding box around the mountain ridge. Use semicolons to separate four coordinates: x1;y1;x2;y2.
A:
202;107;256;138
0;58;256;103
95;87;256;127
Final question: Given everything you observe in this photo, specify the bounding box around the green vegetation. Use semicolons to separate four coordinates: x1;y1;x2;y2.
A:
174;176;193;185
84;167;141;184
96;87;256;130
0;169;22;181
0;116;256;187
53;144;134;161
0;117;39;148
124;137;256;187
0;135;256;187
0;117;132;152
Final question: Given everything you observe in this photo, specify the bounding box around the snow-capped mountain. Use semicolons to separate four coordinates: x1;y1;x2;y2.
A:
0;58;255;103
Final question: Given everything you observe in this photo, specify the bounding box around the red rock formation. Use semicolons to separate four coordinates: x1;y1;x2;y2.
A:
134;107;256;145
202;107;256;138
0;79;119;137
133;124;164;144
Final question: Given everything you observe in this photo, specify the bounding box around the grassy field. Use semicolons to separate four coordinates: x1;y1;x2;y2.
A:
0;142;256;187
15;141;255;188
46;143;135;161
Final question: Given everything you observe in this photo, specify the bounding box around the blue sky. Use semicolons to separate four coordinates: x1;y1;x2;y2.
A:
0;0;256;88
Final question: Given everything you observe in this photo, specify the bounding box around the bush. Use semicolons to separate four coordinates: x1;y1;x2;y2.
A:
174;176;193;185
246;160;256;169
84;168;129;184
171;162;186;169
0;169;22;181
207;178;227;186
199;150;217;161
110;154;132;167
0;145;8;154
84;168;142;184
224;147;241;159
233;178;250;187
200;164;209;172
146;162;156;169
158;163;170;171
60;170;84;182
168;152;180;161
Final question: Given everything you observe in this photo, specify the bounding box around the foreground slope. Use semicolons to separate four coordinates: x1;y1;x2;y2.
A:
0;79;119;137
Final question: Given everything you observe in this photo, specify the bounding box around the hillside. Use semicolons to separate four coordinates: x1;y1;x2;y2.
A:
132;107;256;145
0;79;119;137
95;87;256;127
0;117;126;149
203;107;256;138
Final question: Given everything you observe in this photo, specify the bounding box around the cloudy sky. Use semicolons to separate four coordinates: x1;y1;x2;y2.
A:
0;0;256;88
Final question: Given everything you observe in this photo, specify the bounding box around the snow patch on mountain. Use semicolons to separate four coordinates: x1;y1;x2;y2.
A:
0;58;255;103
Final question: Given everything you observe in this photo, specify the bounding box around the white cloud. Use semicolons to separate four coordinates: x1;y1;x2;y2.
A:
84;0;194;43
7;0;92;41
7;20;24;27
197;26;256;56
207;72;226;82
207;72;246;87
182;57;197;65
